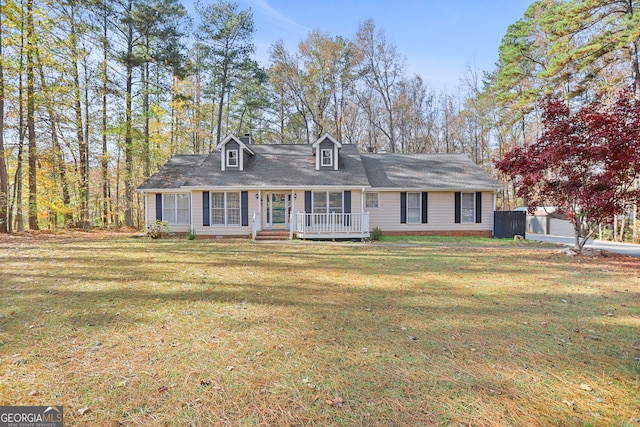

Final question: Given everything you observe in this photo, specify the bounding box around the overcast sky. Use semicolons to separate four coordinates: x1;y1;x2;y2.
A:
233;0;532;91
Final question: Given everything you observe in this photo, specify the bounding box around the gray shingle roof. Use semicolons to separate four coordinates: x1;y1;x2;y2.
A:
138;155;207;190
186;144;370;188
360;153;501;190
138;145;500;192
138;144;371;190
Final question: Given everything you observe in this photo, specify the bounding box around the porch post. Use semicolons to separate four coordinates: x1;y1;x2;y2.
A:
258;191;262;230
290;189;295;239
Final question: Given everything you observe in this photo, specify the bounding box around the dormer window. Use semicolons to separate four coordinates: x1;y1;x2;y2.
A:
227;149;238;167
312;134;342;171
321;149;333;167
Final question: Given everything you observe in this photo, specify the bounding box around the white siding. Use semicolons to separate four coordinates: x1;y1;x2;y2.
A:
144;192;191;234
367;191;494;233
146;190;493;236
145;193;156;225
192;191;258;237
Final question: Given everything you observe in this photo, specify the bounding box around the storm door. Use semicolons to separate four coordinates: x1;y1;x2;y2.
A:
266;193;288;228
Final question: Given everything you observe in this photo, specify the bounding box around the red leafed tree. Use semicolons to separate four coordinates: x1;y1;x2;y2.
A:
496;89;640;251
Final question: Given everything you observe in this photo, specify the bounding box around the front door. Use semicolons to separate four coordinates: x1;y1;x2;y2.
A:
266;193;288;228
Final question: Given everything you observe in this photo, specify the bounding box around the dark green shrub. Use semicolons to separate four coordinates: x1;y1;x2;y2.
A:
370;226;383;241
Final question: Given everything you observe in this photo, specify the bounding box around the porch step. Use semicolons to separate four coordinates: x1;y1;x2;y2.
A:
255;230;292;241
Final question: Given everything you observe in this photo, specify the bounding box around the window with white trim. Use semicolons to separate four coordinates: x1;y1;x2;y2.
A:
313;191;343;214
321;149;333;166
461;192;475;223
407;192;421;224
210;192;241;226
227;149;238;167
162;193;190;225
365;192;379;209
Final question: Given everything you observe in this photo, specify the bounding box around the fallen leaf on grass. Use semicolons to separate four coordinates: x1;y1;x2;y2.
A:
158;383;177;393
325;397;345;408
78;406;90;415
580;383;592;391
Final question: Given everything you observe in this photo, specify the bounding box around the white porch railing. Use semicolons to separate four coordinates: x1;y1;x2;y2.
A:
295;212;370;239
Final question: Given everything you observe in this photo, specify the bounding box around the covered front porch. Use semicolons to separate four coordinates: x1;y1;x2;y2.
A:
250;190;370;240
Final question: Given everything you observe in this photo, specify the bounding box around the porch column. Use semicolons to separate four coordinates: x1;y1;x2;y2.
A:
258;191;262;232
290;189;295;239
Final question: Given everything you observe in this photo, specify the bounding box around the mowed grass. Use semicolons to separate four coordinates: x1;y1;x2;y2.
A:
0;234;639;426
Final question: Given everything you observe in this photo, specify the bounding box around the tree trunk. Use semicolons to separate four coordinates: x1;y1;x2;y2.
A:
124;0;134;228
142;40;150;178
36;46;72;226
26;0;38;230
13;4;26;232
0;4;8;233
215;60;229;146
70;11;88;228
83;54;91;225
102;1;109;228
625;1;640;96
169;76;176;155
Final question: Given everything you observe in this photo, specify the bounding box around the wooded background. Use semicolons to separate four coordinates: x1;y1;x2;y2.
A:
0;0;638;240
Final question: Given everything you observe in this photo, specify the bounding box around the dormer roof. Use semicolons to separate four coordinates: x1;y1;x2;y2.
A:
311;133;342;149
217;134;255;155
312;133;342;171
216;134;255;171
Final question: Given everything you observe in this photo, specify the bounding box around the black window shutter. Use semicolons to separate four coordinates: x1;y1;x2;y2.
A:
305;191;312;226
155;194;162;221
202;192;210;226
454;192;461;224
241;191;249;226
343;191;351;226
421;192;428;224
305;191;312;213
344;191;351;214
400;192;407;224
475;192;482;223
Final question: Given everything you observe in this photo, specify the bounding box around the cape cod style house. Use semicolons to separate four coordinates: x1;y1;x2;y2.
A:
138;134;501;240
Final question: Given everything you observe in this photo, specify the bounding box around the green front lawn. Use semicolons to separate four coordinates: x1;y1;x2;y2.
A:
0;235;638;426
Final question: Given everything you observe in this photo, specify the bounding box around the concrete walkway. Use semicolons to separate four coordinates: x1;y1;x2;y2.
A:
526;233;640;257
